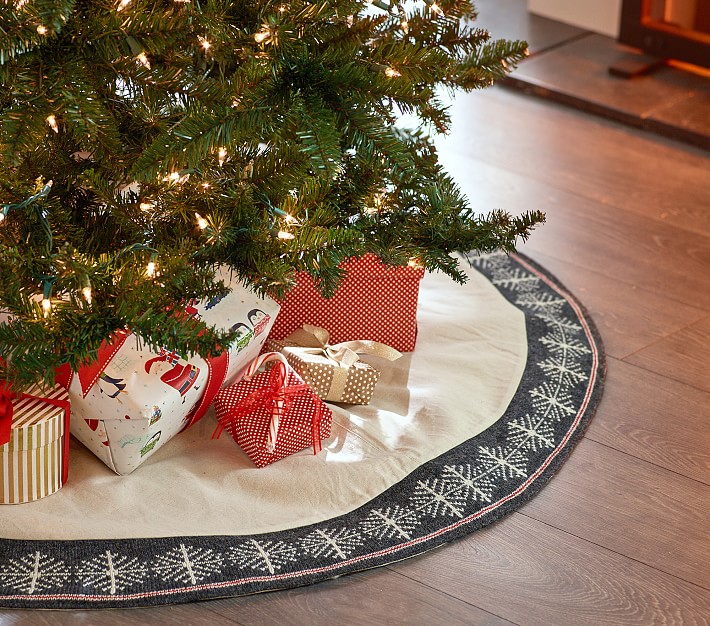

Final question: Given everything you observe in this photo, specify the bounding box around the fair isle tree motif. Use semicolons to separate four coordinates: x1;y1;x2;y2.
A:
152;544;223;585
359;506;422;541
507;415;556;453
0;552;70;595
227;540;298;575
299;528;364;561
76;551;147;595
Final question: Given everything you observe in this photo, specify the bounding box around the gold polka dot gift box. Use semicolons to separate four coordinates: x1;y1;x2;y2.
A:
268;254;425;352
266;324;402;405
213;352;332;468
1;384;70;504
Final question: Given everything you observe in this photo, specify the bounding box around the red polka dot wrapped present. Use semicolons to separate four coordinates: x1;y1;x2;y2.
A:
268;254;425;352
212;352;332;468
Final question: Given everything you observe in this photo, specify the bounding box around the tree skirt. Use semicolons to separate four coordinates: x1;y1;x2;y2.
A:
0;252;604;609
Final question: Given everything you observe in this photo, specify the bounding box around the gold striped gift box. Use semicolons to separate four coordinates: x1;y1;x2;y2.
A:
1;385;69;504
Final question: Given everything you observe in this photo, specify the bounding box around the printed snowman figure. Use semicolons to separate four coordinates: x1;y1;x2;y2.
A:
144;348;200;400
247;308;270;336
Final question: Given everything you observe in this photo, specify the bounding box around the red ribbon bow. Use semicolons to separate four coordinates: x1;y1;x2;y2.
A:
0;383;17;447
213;359;324;455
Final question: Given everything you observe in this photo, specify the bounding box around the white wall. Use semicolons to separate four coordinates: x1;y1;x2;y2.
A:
528;0;622;37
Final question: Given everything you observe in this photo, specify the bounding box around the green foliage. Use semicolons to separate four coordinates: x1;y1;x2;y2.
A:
0;0;544;388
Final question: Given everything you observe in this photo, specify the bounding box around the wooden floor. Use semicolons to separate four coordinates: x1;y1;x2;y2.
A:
3;18;710;626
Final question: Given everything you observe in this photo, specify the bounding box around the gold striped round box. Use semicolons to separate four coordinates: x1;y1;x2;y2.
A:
1;386;68;504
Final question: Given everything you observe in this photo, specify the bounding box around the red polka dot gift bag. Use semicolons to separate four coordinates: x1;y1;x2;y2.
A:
212;352;332;468
268;254;425;352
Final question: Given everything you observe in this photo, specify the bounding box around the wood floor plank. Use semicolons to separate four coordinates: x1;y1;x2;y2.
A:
0;603;237;625
585;359;710;485
518;438;710;587
625;315;710;394
518;250;707;359
206;569;514;626
436;148;710;310
439;86;710;238
390;513;710;626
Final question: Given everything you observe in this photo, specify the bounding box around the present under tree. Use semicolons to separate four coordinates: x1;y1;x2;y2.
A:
0;0;544;390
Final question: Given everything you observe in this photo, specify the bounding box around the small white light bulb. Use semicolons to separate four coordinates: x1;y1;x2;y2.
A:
146;261;156;277
82;286;92;305
218;147;227;166
195;213;208;230
42;298;51;316
277;230;295;240
254;27;270;43
46;114;59;133
136;52;150;69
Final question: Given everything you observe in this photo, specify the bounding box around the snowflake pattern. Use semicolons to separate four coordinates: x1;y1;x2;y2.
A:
530;382;577;421
152;544;223;585
411;477;469;519
300;528;364;561
77;551;147;595
0;552;70;595
228;540;298;574
0;252;601;607
492;268;541;292
441;464;496;504
538;356;588;387
507;415;556;452
359;505;422;541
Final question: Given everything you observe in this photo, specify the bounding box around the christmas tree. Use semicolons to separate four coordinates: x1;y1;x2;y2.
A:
0;0;544;389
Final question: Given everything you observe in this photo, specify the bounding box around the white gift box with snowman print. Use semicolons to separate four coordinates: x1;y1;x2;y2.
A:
66;268;280;475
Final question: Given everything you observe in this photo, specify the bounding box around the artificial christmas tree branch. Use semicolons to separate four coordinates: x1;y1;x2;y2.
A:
1;0;544;389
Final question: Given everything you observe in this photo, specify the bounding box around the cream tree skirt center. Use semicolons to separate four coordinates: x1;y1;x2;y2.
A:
2;255;527;540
